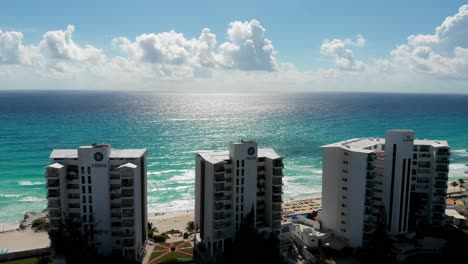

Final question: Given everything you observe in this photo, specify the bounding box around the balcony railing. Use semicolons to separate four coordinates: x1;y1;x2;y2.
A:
47;190;60;198
272;178;283;186
122;199;133;207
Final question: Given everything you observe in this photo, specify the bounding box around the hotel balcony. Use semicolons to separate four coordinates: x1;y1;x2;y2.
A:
121;172;134;178
122;220;134;227
48;200;61;208
122;190;134;198
214;222;224;231
273;168;283;176
214;213;224;221
363;224;375;234
272;196;282;203
47;190;60;198
47;171;60;178
273;160;284;168
122;239;135;247
436;158;450;164
214;231;225;240
122;199;133;208
435;166;449;172
66;173;79;180
434;183;447;189
366;172;376;180
111;193;122;200
272;204;282;212
436;151;450;156
48;209;61;218
121;180;134;188
273;186;283;194
272;178;283;186
272;213;282;221
47;179;60;188
122;210;134;218
214;176;225;182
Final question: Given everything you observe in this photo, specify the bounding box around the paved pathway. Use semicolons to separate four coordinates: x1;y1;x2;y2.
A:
148;241;193;264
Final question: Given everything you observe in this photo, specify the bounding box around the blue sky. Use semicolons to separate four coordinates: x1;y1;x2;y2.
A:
1;0;468;92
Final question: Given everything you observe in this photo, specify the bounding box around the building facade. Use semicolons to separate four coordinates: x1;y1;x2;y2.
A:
195;141;284;256
46;144;148;261
320;130;450;248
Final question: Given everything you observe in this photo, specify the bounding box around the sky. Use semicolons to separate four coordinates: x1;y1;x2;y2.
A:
1;0;468;93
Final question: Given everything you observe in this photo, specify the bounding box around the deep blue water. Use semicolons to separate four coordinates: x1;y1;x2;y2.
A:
0;91;467;224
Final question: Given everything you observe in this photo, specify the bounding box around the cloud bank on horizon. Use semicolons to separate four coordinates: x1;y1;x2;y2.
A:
1;5;468;92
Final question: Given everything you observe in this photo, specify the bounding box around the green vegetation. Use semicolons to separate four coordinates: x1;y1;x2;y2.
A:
31;218;48;231
149;242;193;264
1;255;51;264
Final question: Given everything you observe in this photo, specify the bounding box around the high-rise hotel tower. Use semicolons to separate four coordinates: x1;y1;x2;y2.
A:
320;130;450;247
195;141;284;256
45;144;148;261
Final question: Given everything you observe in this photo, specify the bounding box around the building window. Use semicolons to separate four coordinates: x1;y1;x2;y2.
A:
236;187;239;194
83;196;86;203
341;220;346;224
82;186;86;194
342;186;347;191
241;204;244;211
88;176;91;184
342;195;347;199
241;178;244;185
344;152;349;156
236;178;239;185
88;196;92;203
236;196;239;203
89;215;93;222
81;167;84;174
241;187;244;194
237;160;239;167
87;167;91;174
341;204;346;208
88;186;92;193
82;176;85;184
241;196;244;202
236;170;239;176
342;169;348;173
83;205;87;213
342;178;348;182
343;160;348;165
89;205;93;213
241;169;244;176
242;160;244;167
341;212;346;216
236;205;238;212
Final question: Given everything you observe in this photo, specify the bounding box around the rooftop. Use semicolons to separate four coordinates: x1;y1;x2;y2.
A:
197;148;282;164
50;148;147;159
322;137;449;152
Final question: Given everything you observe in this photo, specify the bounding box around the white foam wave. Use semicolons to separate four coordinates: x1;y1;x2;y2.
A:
450;163;466;170
451;149;468;155
290;166;322;174
148;198;195;214
20;196;46;202
18;180;45;186
148;169;187;176
283;182;322;199
0;194;21;198
169;170;195;183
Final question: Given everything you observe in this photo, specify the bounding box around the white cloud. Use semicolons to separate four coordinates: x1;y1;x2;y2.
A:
40;25;104;62
391;5;468;79
320;35;365;71
0;30;39;65
217;20;278;71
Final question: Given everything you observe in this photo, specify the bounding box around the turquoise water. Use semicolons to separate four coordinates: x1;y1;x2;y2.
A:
0;91;467;225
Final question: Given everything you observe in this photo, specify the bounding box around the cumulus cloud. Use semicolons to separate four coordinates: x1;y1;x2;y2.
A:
391;5;468;79
114;28;218;77
40;25;104;62
113;20;278;77
0;30;39;65
217;20;278;71
320;35;365;71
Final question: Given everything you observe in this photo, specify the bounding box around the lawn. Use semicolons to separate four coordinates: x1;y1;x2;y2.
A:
1;256;51;264
149;241;193;264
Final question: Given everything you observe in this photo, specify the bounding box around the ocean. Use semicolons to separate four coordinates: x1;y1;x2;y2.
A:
0;91;467;225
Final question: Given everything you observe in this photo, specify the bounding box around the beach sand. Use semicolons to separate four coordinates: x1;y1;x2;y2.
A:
148;211;194;234
0;227;49;253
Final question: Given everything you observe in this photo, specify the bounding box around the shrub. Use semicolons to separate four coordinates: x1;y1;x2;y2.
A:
183;232;189;239
153;234;167;242
32;218;48;230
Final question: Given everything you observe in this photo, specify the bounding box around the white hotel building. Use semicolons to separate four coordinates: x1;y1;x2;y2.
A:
45;144;148;261
195;141;284;256
320;130;450;248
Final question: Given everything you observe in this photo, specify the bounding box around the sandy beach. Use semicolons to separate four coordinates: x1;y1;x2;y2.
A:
148;210;194;234
0;227;49;253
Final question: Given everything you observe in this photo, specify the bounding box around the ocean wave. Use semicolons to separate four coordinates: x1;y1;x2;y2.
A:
450;163;466;170
148;169;188;176
290;166;322;174
148;185;193;192
451;149;468;155
18;180;45;186
148;198;195;214
169;170;195;183
19;196;46;202
0;194;21;198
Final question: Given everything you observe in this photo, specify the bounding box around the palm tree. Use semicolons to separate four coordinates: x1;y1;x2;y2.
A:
458;178;465;191
186;221;195;234
451;181;459;192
